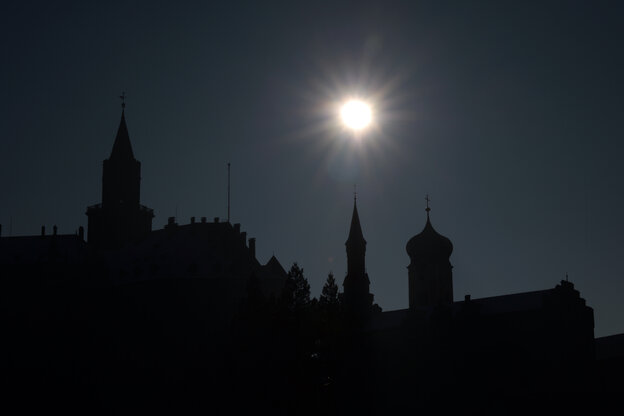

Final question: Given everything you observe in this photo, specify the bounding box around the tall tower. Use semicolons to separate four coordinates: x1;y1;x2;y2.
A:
342;197;373;318
406;197;453;309
86;100;154;249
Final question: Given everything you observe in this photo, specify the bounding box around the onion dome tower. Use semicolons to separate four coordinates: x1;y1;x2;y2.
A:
406;196;453;309
343;196;373;318
86;95;154;249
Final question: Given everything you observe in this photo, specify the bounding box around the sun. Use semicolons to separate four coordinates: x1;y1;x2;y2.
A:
340;99;372;131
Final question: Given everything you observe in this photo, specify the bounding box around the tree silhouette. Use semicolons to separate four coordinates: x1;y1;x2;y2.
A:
319;272;339;307
285;262;310;312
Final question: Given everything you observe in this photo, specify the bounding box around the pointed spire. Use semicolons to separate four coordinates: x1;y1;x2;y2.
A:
425;194;431;221
346;198;366;246
110;100;135;160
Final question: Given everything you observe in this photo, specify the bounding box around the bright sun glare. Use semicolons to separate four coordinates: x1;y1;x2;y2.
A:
340;100;372;131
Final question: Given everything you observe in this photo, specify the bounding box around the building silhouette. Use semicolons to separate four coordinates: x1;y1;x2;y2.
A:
1;104;623;413
342;197;374;319
406;199;453;308
86;108;154;249
333;204;599;412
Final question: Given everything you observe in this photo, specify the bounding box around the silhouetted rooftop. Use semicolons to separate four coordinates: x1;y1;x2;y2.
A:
99;219;286;296
406;213;453;258
265;254;287;277
109;111;135;160
0;234;86;264
370;281;587;332
346;200;366;246
595;333;624;360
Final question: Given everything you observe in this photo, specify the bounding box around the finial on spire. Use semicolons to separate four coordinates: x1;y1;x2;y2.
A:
119;91;126;110
425;194;431;218
354;184;357;202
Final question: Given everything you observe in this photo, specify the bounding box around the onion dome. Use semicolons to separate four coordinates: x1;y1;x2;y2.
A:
406;204;453;259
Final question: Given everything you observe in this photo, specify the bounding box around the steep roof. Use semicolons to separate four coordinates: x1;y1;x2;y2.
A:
346;200;366;246
109;111;135;160
264;255;287;277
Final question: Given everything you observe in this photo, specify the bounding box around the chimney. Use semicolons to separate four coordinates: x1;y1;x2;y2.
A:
191;216;196;224
41;226;45;236
78;226;84;241
214;217;220;223
241;232;247;246
465;294;471;302
53;225;58;236
201;217;207;223
249;237;256;259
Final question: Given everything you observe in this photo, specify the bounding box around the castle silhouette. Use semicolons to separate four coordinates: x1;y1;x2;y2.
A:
1;105;622;413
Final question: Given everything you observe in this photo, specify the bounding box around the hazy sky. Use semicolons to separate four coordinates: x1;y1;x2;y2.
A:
2;1;623;336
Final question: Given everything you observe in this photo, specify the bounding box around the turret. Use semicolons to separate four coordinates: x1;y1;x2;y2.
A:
101;109;141;208
343;197;373;318
406;197;453;309
86;97;154;249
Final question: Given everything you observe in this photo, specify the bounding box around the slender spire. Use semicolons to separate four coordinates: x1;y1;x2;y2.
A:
110;94;135;160
120;91;126;111
346;197;366;246
343;194;372;320
425;194;431;220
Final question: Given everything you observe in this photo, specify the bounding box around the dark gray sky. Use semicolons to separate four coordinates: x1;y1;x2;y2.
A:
2;1;624;336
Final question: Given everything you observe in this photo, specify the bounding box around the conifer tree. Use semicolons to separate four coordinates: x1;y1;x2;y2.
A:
319;272;339;306
284;262;311;311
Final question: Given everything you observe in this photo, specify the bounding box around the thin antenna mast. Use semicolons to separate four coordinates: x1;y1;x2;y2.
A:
227;162;231;223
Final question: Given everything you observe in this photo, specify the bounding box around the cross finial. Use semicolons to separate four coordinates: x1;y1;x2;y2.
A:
425;194;431;212
119;91;126;110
